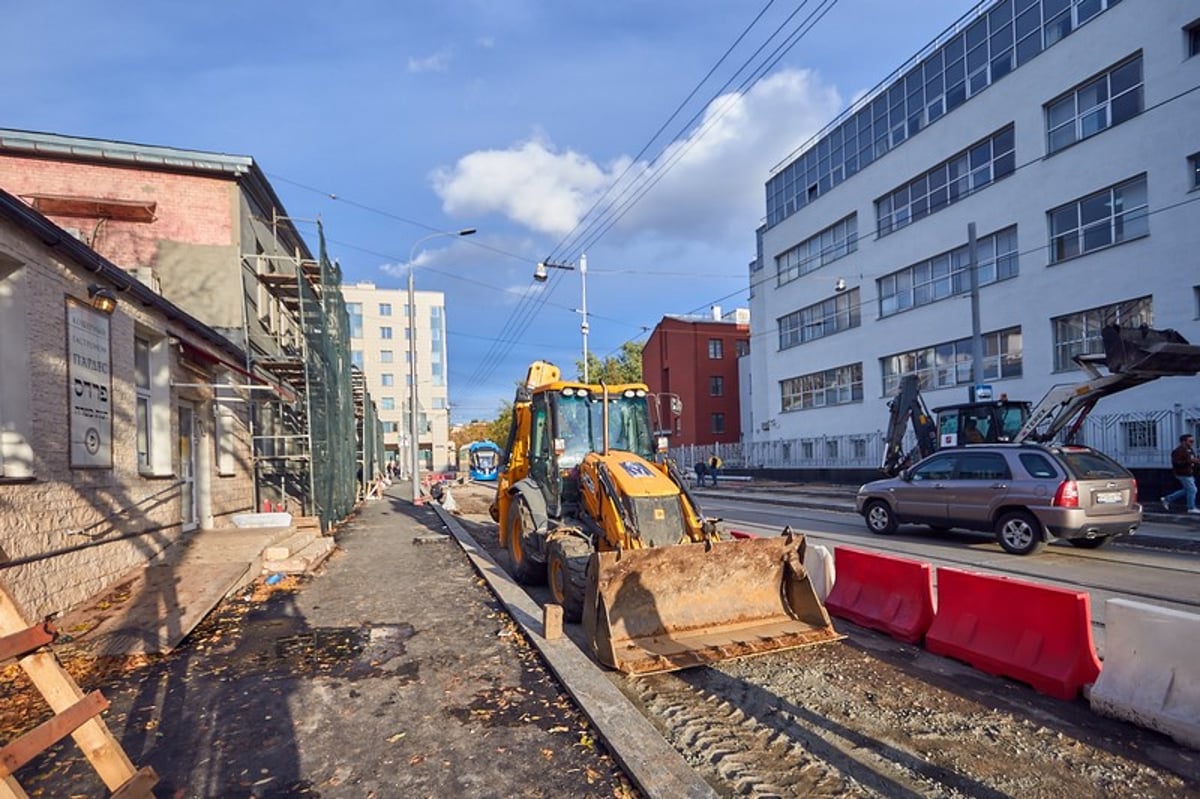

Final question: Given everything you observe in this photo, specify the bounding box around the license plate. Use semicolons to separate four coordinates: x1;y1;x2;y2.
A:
1095;491;1122;504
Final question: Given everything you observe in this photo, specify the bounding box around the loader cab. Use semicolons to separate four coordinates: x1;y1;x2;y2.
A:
532;385;656;516
934;399;1031;448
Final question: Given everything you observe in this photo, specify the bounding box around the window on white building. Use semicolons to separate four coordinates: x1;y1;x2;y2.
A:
775;214;857;287
780;363;863;412
1185;18;1200;58
134;331;172;476
1046;54;1143;154
881;327;1022;395
347;302;363;339
380;350;394;363
380;397;395;411
1190;152;1200;191
380;326;393;340
381;374;394;387
876;126;1015;236
1051;296;1152;371
379;302;392;316
878;227;1018;318
1049;175;1148;263
214;379;238;477
779;288;861;350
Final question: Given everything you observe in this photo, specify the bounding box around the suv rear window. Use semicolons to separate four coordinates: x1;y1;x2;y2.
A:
1018;453;1059;479
1054;448;1131;479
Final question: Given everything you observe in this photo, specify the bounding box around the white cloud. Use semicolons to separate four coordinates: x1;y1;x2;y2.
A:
431;68;841;245
408;51;451;73
432;135;631;237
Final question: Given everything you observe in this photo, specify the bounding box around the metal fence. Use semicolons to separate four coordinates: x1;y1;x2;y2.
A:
671;405;1200;473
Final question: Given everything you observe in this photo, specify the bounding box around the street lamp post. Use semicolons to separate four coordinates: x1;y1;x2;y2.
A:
534;253;589;381
408;228;475;501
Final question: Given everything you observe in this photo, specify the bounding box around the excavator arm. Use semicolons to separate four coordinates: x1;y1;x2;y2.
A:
1016;325;1200;443
881;374;940;476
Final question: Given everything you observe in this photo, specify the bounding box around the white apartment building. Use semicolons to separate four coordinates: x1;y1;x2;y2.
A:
748;0;1200;467
342;282;453;474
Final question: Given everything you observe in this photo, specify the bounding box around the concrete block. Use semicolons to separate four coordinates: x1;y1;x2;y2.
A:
543;604;563;641
1090;598;1200;749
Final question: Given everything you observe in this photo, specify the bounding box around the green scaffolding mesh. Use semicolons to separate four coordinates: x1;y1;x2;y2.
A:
296;226;357;529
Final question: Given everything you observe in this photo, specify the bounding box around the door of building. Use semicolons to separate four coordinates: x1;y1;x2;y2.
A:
179;404;198;531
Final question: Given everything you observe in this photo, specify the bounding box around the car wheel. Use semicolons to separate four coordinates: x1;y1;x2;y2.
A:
547;535;592;623
506;496;547;585
1067;536;1110;549
995;510;1045;555
864;500;898;535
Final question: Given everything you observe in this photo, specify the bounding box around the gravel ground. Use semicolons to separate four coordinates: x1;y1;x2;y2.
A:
448;481;1200;799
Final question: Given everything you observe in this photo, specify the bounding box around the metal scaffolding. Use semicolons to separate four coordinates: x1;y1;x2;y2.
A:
244;219;366;530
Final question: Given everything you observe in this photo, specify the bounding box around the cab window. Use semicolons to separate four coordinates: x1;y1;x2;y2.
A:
911;454;956;481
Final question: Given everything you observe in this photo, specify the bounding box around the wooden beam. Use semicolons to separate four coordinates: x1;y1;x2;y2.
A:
0;585;139;790
0;623;55;664
111;766;160;799
0;691;109;778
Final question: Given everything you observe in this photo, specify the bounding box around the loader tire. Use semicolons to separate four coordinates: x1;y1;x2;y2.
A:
548;536;592;623
506;496;546;585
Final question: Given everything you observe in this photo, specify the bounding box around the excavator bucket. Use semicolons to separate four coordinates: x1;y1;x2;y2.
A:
582;532;842;675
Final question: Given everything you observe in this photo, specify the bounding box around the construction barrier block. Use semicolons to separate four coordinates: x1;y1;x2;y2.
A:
1090;599;1200;749
925;568;1100;700
824;547;934;644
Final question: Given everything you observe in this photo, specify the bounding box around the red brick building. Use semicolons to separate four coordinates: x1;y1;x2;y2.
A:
643;308;749;446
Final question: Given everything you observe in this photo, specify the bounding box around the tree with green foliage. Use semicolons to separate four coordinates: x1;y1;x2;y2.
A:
576;340;644;384
487;401;513;448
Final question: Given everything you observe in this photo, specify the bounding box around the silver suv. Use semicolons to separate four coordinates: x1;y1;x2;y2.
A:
855;443;1142;555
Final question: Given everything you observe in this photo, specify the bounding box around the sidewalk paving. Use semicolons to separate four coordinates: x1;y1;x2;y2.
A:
10;488;645;798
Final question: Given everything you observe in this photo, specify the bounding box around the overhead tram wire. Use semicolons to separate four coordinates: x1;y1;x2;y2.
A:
545;0;827;265
539;0;781;266
467;2;792;389
468;0;840;387
571;0;841;256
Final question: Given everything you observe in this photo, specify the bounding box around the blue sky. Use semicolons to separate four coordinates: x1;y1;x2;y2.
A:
3;1;980;422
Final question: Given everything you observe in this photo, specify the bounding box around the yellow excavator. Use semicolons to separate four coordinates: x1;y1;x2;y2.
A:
490;361;839;674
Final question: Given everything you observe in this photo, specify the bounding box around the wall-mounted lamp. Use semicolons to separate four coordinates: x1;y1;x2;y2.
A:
834;278;847;293
87;284;117;315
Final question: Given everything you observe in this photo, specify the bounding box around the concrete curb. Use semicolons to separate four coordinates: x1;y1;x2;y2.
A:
431;503;717;799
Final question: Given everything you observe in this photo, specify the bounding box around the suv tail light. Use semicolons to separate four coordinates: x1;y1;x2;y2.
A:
1131;479;1138;505
1053;480;1079;508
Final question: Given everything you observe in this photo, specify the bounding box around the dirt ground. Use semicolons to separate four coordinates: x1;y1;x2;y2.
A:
447;481;1200;799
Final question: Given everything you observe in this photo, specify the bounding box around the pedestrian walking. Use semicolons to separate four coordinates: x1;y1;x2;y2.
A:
693;461;707;488
1161;433;1200;514
708;455;722;487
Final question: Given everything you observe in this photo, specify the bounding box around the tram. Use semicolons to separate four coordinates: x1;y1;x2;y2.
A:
466;440;503;481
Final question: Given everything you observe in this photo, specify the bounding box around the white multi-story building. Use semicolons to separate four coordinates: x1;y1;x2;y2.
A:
342;282;453;473
748;0;1200;466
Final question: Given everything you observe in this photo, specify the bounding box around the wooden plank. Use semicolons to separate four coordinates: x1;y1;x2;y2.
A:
0;586;138;790
0;691;109;778
111;766;160;799
0;776;31;799
0;622;55;663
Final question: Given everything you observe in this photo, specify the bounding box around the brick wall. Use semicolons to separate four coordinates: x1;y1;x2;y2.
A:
0;155;235;268
0;219;255;620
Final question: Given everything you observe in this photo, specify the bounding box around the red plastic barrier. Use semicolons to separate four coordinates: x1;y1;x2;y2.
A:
925;568;1101;700
728;530;759;540
823;547;935;644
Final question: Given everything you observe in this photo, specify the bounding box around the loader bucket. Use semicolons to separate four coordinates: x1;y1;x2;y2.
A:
582;532;842;675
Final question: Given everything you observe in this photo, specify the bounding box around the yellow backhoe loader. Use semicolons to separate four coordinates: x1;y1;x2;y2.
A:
490;361;840;674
